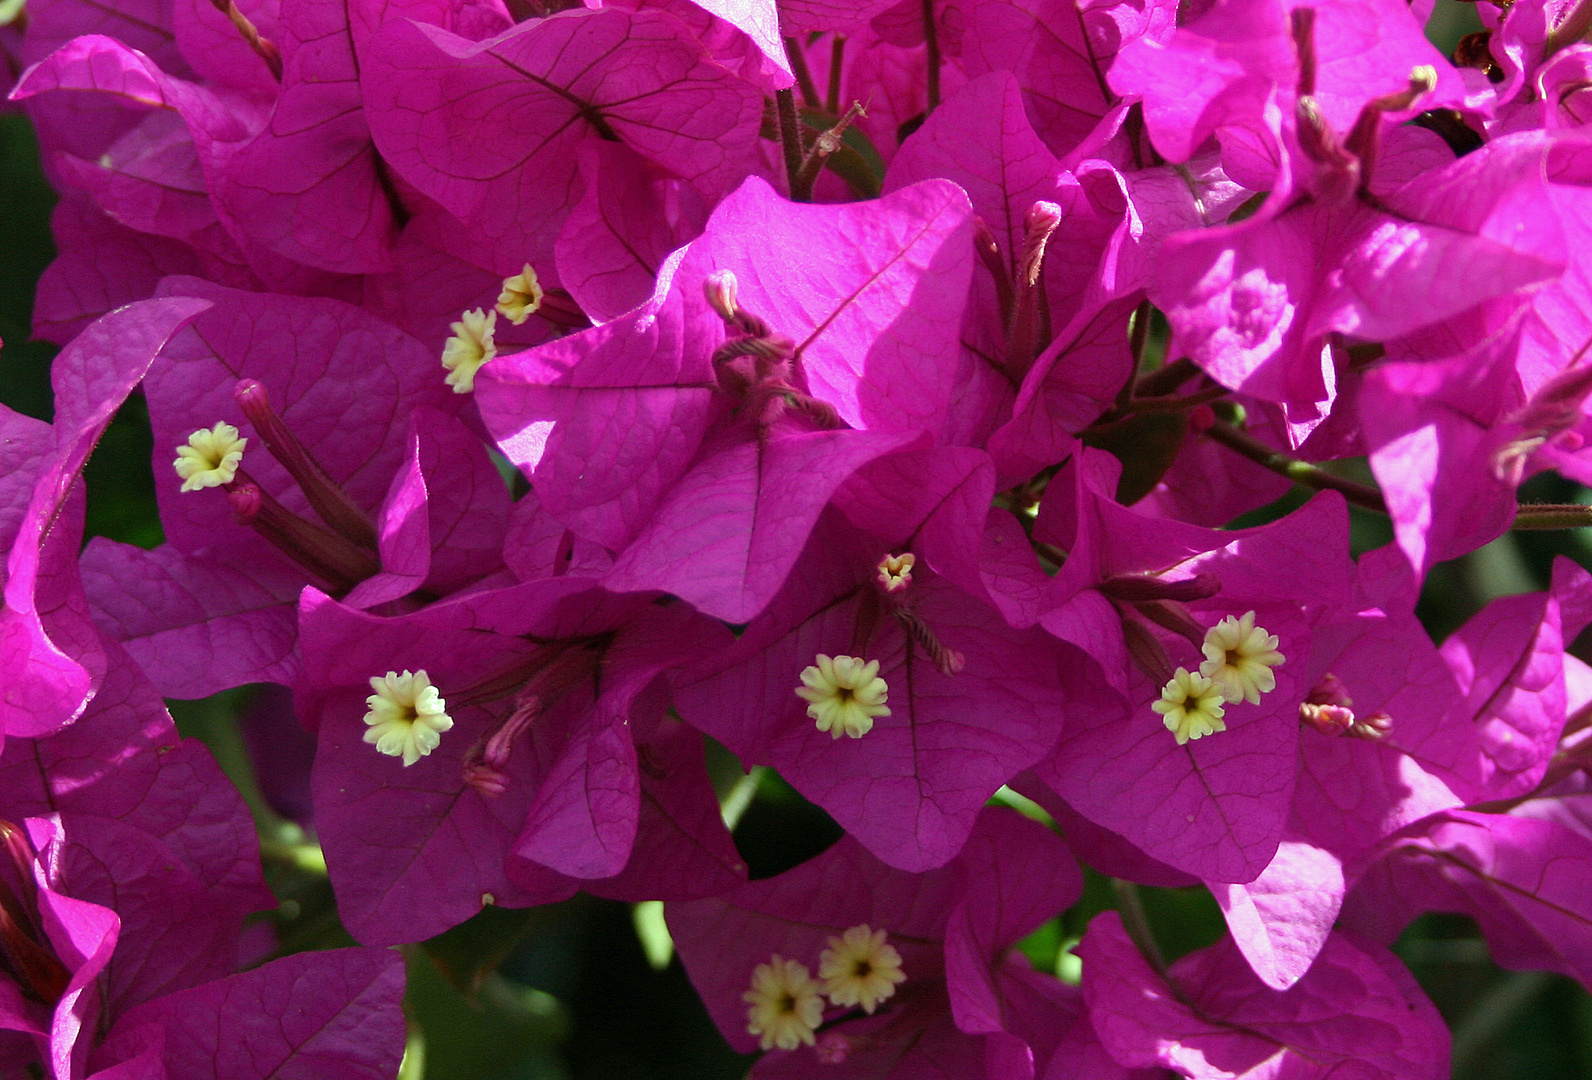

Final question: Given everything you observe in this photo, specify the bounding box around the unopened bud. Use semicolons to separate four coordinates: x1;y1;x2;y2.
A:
1018;201;1063;288
815;1032;852;1065
233;378;378;550
228;482;263;524
1350;711;1393;740
1300;701;1355;735
1024;199;1064;236
1100;572;1221;604
1493;363;1592;484
1121;616;1175;687
705;270;739;322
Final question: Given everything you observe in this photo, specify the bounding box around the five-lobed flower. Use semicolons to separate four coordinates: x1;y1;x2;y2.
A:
1199;610;1285;705
173;422;247;492
743;955;826;1051
819;924;907;1014
1152;667;1228;745
796;654;892;739
363;669;453;766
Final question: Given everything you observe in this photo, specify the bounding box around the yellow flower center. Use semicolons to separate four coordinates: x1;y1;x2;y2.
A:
795;655;891;739
743;955;824;1051
875;552;915;593
173;422;247;492
818;924;906;1014
1152;667;1227;745
441;308;498;394
363;669;453;766
495;264;544;325
1197;610;1284;704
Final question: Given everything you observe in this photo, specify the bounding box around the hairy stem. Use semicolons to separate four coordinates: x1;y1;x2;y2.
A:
784;36;820;107
1511;503;1592;529
775;88;805;198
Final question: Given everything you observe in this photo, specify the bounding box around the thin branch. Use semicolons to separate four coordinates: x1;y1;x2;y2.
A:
922;0;941;113
783;35;820;108
1204;420;1389;513
790;101;867;201
828;35;847;114
1134;357;1198;398
1511;503;1592;529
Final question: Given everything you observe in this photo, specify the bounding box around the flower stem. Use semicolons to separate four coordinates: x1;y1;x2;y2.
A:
828;35;847;114
1511;503;1592;529
775;89;805;199
922;0;941;112
784;36;820;107
1204;420;1389;512
1110;879;1169;980
791;101;867;201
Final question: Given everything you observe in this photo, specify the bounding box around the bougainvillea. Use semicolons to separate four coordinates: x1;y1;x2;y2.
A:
8;0;1592;1075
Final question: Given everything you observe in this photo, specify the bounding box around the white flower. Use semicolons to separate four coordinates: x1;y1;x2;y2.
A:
441;308;497;393
495;264;544;325
744;956;824;1051
1152;668;1227;746
795;655;891;739
173;422;247;492
363;669;452;766
819;924;906;1014
1198;611;1284;704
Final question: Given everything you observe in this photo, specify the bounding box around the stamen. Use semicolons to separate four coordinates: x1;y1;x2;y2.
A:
363;669;453;766
796;654;891;739
744;955;825;1051
442;308;498;394
174;422;247;492
818;924;906;1014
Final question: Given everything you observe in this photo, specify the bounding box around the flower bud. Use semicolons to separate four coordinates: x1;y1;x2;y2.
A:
704;269;739;322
